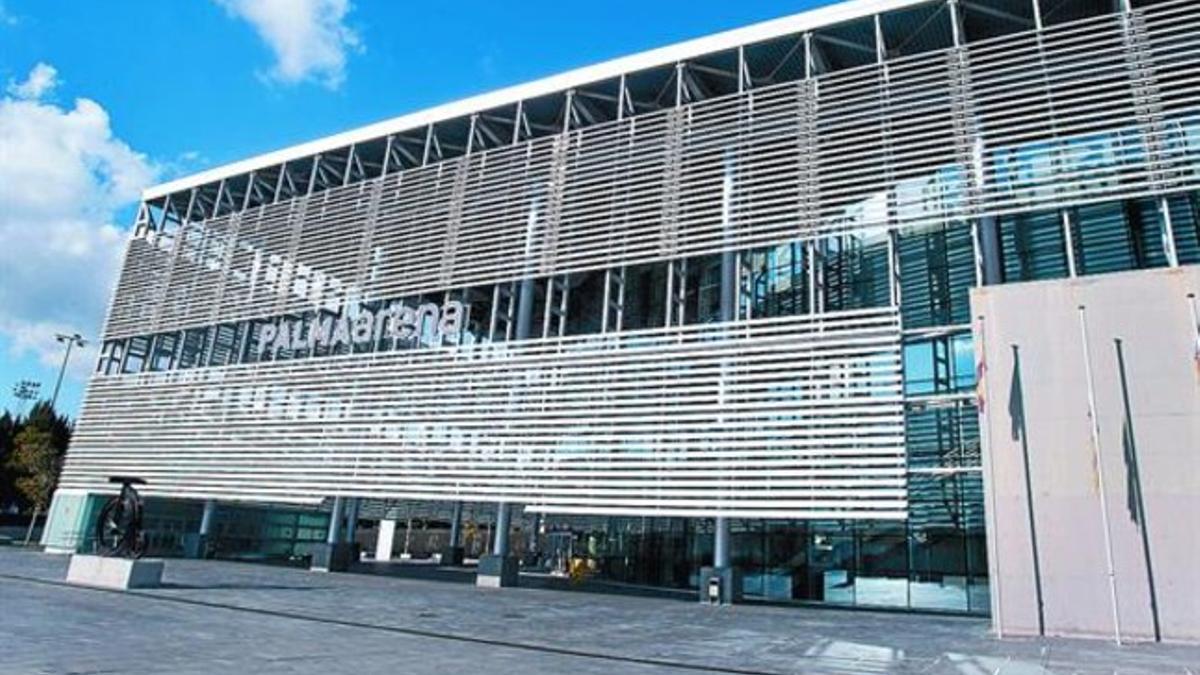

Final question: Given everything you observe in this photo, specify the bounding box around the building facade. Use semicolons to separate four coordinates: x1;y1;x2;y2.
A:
45;0;1200;630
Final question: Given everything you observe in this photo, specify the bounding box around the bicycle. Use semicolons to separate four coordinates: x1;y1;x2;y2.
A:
94;476;147;558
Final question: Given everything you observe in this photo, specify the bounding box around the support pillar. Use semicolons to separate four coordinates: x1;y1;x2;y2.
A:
700;515;740;604
1159;197;1180;268
978;216;1004;286
343;497;360;544
312;496;355;572
440;501;465;566
493;502;511;557
401;517;413;559
327;496;344;544
476;271;535;588
477;502;518;587
186;499;217;559
699;152;742;605
714;516;730;568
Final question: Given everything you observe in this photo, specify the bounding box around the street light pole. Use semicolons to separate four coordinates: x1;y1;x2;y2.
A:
51;333;86;411
22;333;87;547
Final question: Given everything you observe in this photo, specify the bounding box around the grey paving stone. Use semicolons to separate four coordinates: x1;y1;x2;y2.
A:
0;548;1195;674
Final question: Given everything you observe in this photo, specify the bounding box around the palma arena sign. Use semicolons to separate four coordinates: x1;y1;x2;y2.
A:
255;300;467;359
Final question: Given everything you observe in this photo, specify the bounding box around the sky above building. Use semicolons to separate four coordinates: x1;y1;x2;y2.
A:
0;0;826;419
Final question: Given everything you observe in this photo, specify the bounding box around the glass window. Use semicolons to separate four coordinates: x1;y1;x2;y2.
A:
148;333;178;372
528;280;548;338
1166;191;1200;266
352;303;382;355
1071;199;1172;276
208;323;244;365
899;221;976;329
906;399;981;470
745;243;807;319
98;340;124;375
621;262;668;331
1000;209;1070;282
731;519;767;598
903;333;975;396
855;521;909;609
761;520;808;601
909;522;970;612
482;283;519;343
178;328;210;368
453;284;496;345
683;254;723;325
962;472;991;615
564;270;606;337
121;336;149;374
803;520;857;605
239;324;266;363
822;231;891;312
961;0;1035;43
879;2;953;58
810;18;877;75
1041;0;1115;26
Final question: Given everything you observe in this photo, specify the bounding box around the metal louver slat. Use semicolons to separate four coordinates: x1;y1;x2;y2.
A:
99;1;1200;341
62;309;906;519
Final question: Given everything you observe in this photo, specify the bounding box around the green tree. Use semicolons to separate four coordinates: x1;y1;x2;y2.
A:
9;426;60;513
4;401;72;544
23;401;71;452
0;411;17;511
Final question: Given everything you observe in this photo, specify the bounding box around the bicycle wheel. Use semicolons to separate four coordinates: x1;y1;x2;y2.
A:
94;498;126;556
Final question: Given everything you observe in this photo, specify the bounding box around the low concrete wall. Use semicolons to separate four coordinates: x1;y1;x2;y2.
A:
972;266;1200;643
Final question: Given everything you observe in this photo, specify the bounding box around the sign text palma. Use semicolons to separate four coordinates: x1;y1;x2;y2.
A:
256;300;467;359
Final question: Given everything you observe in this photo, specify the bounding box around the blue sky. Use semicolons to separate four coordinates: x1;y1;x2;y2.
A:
0;0;826;419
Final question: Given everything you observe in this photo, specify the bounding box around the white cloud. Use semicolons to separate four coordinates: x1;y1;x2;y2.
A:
215;0;362;89
0;2;18;27
0;63;157;379
6;62;57;100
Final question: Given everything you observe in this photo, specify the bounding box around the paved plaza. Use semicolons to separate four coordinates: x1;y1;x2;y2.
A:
0;548;1195;674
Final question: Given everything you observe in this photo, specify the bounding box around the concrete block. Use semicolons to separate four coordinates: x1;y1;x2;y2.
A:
66;554;163;590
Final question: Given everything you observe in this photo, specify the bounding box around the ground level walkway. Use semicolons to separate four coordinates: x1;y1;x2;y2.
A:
0;548;1195;674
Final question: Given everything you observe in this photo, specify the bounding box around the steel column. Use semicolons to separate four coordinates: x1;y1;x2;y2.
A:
448;501;463;547
1159;197;1179;268
343;497;361;544
326;496;345;545
492;502;511;557
714;147;736;570
199;499;217;537
487;195;538;559
1062;210;1078;277
978;216;1004;285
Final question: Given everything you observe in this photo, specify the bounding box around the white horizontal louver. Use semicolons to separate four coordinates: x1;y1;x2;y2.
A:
100;2;1200;340
62;309;906;519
